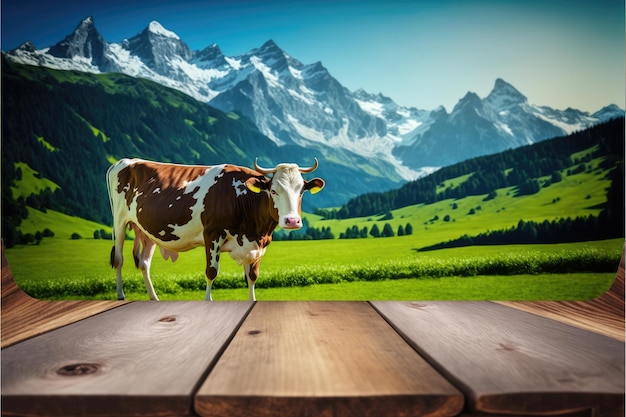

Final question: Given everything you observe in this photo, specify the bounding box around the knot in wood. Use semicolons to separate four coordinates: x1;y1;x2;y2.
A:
56;363;100;376
247;330;262;336
158;316;177;323
497;341;518;352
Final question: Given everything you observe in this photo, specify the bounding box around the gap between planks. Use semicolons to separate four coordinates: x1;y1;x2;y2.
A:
372;300;624;417
2;301;255;417
195;301;464;417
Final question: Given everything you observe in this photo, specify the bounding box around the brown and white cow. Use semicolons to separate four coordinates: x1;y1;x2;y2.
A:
107;158;325;301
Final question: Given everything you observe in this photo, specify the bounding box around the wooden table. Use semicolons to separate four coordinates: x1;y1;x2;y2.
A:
2;247;624;417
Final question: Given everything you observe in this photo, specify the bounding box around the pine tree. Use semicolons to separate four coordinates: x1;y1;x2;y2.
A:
381;223;395;237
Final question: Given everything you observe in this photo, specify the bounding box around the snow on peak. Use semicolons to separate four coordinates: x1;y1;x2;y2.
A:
593;104;624;120
69;16;98;38
302;61;327;79
16;41;37;52
493;77;515;90
249;39;291;66
486;78;527;109
261;39;280;50
453;91;482;112
147;21;180;39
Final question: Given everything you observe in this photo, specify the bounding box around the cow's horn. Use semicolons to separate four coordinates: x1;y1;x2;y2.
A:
254;158;278;175
299;158;319;173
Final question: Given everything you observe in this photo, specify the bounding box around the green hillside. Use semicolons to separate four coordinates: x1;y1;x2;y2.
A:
10;162;60;199
19;208;112;241
308;162;615;248
13;156;612;248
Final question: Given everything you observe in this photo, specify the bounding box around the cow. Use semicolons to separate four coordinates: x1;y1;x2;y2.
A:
107;158;325;301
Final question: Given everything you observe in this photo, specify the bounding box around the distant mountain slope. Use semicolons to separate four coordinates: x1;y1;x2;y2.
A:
392;79;623;168
4;17;622;178
330;117;624;219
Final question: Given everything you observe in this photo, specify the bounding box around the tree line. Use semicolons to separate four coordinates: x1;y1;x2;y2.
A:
338;222;413;239
418;214;618;251
419;163;624;250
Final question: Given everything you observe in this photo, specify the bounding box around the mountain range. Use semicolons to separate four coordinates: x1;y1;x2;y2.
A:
4;16;623;183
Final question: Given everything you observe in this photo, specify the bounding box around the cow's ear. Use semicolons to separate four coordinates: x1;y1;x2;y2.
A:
245;177;269;194
304;178;325;195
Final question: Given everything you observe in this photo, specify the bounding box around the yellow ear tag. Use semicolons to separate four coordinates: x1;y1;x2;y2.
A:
309;186;322;195
247;183;262;194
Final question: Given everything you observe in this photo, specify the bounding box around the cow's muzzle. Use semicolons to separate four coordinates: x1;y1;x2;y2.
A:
282;216;302;230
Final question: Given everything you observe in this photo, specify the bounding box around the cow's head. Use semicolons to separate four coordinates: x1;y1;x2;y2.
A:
246;158;325;230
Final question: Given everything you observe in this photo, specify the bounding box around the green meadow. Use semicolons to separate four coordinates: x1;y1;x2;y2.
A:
5;233;622;301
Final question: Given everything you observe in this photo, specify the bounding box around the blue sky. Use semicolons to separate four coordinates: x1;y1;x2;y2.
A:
2;0;623;112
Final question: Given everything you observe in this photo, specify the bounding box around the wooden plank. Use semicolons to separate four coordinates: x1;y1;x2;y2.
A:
372;301;624;417
1;245;126;348
2;301;253;417
500;248;625;341
195;301;464;417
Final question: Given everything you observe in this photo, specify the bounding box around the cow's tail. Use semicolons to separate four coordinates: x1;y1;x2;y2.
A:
110;246;117;269
106;160;123;268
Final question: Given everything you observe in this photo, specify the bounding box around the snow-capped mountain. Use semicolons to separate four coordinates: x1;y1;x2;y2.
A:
46;16;115;71
4;17;623;181
392;78;622;168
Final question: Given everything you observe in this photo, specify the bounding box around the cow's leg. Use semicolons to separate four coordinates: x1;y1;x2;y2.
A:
205;279;214;301
110;224;127;301
138;241;159;301
244;260;260;301
132;227;159;301
204;233;224;301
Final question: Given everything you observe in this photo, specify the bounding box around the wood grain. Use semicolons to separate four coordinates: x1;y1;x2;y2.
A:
372;301;624;417
500;247;625;341
2;301;253;417
1;246;126;348
195;301;464;417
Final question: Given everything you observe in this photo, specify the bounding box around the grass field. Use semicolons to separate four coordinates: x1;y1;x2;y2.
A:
11;162;60;199
6;236;623;301
38;273;618;302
